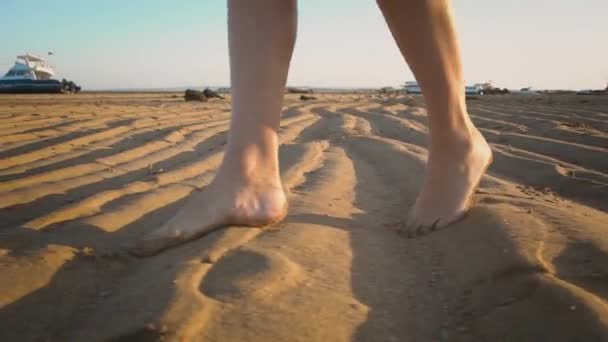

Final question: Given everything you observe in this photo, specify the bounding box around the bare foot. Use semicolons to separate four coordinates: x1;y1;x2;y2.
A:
131;177;287;257
405;127;492;237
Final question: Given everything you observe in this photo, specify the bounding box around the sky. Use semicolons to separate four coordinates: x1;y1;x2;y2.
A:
1;0;606;90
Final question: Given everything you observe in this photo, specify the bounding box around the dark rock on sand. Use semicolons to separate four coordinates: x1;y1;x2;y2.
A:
203;88;225;99
300;95;317;101
184;89;208;102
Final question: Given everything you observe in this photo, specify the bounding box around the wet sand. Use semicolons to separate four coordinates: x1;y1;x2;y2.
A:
1;92;607;341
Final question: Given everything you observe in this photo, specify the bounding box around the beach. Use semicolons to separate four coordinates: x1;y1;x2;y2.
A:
1;92;608;341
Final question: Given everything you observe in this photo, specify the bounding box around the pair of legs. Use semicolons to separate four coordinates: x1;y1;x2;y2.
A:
133;0;492;256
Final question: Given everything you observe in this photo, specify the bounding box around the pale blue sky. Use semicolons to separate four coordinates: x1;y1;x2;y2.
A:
1;0;606;90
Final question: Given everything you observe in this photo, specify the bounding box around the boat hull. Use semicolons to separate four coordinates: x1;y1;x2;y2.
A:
0;79;64;94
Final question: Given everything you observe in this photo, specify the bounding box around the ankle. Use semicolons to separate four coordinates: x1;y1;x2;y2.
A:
218;147;281;186
217;160;280;185
429;121;474;150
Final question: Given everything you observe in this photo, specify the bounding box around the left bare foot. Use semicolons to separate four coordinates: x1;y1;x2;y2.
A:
405;126;492;236
130;174;287;257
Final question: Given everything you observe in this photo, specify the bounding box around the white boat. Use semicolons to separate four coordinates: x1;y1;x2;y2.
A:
465;84;484;95
404;81;422;94
0;54;78;93
406;81;486;95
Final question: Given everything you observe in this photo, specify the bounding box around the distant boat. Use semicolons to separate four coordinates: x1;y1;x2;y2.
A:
0;54;64;93
404;81;422;94
465;84;484;95
405;81;487;95
286;87;313;94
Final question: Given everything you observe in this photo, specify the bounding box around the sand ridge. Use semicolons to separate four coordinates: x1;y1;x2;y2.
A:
1;93;608;341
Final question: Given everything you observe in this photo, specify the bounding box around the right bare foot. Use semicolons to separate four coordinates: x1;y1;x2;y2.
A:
404;125;493;236
131;176;287;257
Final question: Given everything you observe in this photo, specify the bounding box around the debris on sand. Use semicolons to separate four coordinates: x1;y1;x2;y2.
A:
299;95;317;101
61;79;81;93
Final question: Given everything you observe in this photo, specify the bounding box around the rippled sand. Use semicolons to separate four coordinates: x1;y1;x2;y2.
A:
1;92;608;341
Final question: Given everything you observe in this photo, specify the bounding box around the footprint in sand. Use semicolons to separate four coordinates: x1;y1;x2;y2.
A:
200;247;303;302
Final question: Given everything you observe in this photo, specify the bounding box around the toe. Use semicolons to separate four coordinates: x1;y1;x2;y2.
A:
438;209;468;228
424;218;441;235
402;217;444;238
